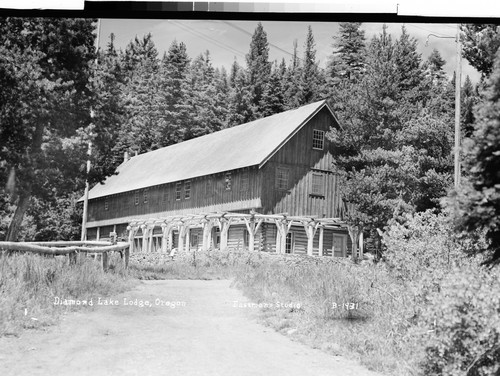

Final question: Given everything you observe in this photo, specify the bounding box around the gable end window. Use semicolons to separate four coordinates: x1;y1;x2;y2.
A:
311;173;325;196
134;191;139;206
276;167;289;191
184;180;191;199
312;129;325;150
143;188;149;204
104;197;109;211
175;182;182;201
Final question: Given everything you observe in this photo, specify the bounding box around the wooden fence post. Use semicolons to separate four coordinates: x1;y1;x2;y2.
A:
102;251;108;271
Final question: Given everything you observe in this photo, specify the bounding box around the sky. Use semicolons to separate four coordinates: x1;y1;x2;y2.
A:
98;19;481;84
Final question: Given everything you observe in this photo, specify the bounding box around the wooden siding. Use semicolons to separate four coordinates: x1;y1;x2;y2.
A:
87;166;261;225
260;107;344;217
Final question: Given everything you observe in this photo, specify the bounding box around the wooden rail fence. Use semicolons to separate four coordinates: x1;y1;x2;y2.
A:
0;240;130;270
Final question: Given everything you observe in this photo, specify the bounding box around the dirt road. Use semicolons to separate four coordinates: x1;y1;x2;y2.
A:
0;280;382;376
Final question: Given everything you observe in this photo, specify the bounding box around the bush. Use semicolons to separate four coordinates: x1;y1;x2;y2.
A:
382;211;500;376
420;264;500;376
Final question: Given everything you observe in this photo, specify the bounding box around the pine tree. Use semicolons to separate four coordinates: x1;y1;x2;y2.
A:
245;22;271;118
90;34;127;184
118;34;163;153
394;26;425;106
461;75;479;138
328;22;366;82
157;40;191;145
185;51;226;138
296;26;324;106
283;40;301;109
227;69;253;127
259;61;287;117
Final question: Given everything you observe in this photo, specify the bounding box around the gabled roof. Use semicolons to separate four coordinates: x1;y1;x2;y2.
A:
84;100;335;200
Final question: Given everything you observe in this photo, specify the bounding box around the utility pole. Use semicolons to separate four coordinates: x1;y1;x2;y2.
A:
454;24;462;189
81;18;101;241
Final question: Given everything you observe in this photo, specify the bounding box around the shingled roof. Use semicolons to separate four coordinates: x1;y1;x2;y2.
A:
85;100;335;200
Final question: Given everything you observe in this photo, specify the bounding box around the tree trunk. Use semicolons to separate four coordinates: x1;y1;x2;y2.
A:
6;188;32;241
5;123;43;242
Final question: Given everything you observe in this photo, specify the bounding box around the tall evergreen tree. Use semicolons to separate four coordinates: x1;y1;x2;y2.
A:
394;26;425;106
90;34;127;183
117;34;162;153
260;61;287;117
461;75;479;138
328;22;366;82
186;51;227;138
227;68;253;127
159;40;191;144
296;26;324;106
245;22;271;118
283;40;301;109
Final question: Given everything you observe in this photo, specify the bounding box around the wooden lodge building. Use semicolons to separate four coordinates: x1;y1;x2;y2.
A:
81;100;356;257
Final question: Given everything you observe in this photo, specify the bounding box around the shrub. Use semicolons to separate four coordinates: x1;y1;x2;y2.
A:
382;210;500;375
419;264;500;376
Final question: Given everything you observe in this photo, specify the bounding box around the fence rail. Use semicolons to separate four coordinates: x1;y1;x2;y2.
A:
0;240;130;270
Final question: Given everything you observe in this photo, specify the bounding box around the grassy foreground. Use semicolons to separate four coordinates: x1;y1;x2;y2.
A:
2;218;498;376
0;252;134;336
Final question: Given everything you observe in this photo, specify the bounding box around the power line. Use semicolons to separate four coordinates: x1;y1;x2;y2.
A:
170;20;247;59
405;23;454;38
220;20;296;60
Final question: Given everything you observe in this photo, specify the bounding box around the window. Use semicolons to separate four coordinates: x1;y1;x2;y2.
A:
134;191;139;205
190;233;199;248
241;171;249;192
312;129;325;150
104;197;109;211
311;173;325;196
143;188;148;204
184;180;191;200
205;178;213;196
225;173;232;190
175;182;182;200
285;232;294;254
213;227;221;247
162;188;169;205
276;167;289;191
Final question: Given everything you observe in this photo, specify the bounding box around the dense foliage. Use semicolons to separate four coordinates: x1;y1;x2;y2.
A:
450;48;500;266
383;211;499;376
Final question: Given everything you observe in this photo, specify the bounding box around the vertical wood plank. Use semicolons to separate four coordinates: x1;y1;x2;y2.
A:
318;226;324;256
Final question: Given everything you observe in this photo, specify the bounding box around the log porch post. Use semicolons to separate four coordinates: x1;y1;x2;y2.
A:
141;224;148;252
177;223;185;253
318;226;324;256
218;216;232;250
244;216;263;252
184;226;190;252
